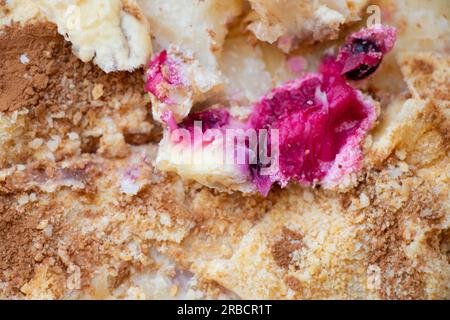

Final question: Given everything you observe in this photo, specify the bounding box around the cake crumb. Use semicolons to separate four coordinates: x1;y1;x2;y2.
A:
92;84;104;100
395;149;407;160
170;285;179;297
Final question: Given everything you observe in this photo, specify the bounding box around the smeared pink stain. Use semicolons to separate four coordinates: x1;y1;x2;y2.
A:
161;110;179;132
124;167;141;181
287;56;307;75
145;50;184;105
278;34;298;53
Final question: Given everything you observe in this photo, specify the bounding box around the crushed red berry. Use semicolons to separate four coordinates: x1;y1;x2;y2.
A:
248;73;377;195
248;25;395;195
153;26;396;196
333;25;397;80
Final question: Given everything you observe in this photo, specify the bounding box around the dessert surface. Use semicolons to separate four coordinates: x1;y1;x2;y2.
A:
0;0;449;299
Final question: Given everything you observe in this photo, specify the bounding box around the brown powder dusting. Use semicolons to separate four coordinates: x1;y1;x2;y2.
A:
0;199;55;293
0;187;107;296
284;275;304;293
271;227;304;269
107;262;131;290
0;23;62;112
0;22;147;113
439;229;450;264
411;59;434;75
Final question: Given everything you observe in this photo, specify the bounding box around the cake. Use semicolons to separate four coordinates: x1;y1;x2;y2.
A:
0;0;448;300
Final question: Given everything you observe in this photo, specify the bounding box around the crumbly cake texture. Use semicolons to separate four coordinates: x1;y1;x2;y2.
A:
245;0;368;52
0;0;449;299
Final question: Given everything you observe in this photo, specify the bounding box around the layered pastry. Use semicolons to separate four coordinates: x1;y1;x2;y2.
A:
0;0;449;299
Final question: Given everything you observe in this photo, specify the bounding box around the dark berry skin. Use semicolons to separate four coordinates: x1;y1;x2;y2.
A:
345;64;379;80
342;39;383;80
249;161;271;196
351;38;380;54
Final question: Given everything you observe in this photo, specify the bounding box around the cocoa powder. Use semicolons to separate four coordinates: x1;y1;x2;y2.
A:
0;22;147;115
271;227;304;269
0;23;66;112
0;199;49;293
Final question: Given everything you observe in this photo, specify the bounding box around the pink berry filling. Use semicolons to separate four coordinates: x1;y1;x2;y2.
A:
249;73;377;195
248;25;395;195
151;26;396;196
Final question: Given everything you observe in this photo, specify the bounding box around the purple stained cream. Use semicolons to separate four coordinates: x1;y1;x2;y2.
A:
147;25;397;196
